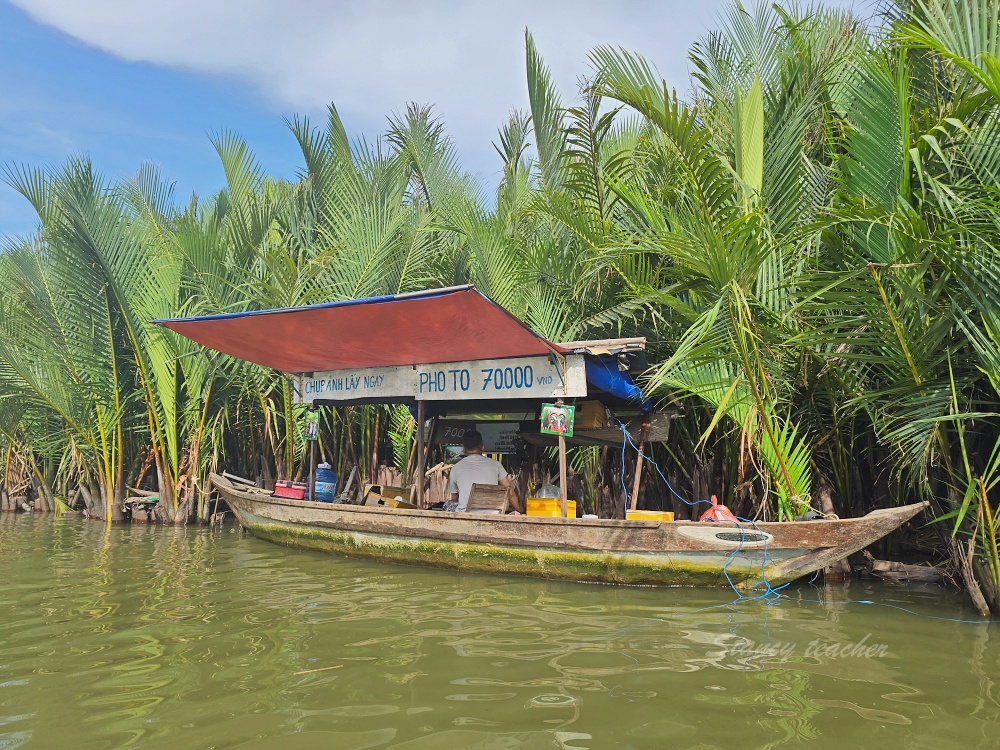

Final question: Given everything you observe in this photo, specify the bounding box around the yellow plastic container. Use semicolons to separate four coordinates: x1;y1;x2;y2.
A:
527;498;578;517
576;400;609;429
626;509;674;522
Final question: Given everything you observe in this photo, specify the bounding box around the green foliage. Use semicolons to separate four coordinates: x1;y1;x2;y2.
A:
5;0;1000;612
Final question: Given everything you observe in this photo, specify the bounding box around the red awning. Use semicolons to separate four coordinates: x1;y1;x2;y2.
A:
155;286;566;373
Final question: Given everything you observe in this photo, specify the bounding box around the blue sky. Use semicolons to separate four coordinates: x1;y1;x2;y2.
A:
0;1;303;235
0;0;865;237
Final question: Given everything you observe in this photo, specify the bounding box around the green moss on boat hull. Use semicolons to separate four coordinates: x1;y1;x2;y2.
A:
238;509;780;588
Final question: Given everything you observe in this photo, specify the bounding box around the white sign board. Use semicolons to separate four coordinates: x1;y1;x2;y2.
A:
415;355;586;401
297;355;587;404
298;366;416;404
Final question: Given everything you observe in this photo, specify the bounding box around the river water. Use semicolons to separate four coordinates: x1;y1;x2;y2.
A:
0;514;996;749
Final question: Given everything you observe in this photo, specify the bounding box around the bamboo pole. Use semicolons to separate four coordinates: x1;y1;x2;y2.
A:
628;421;649;512
410;415;436;507
416;401;426;507
559;434;568;518
308;437;317;503
404;439;418;485
371;409;380;486
553;397;569;518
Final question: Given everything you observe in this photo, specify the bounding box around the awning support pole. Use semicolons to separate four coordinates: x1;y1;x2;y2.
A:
308;436;317;503
416;400;426;508
628;421;649;512
556;398;569;518
559;434;568;518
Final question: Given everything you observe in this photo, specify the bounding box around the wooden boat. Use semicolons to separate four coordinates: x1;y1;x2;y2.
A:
162;288;928;588
212;473;927;589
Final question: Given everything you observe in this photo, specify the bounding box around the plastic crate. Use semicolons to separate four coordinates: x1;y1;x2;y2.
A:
527;498;577;517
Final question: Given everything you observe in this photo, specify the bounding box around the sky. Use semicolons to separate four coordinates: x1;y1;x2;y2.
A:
0;0;860;237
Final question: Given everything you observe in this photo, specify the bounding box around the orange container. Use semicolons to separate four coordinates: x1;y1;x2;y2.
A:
527;498;578;517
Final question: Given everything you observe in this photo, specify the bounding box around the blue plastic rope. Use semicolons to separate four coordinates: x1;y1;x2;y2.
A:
774;592;994;624
616;421;784;599
613;421;993;623
617;422;712;510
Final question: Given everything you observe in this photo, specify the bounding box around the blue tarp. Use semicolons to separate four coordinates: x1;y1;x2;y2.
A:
584;356;650;411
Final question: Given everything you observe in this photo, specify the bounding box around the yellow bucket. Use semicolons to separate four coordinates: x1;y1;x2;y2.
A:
626;509;674;522
527;498;577;517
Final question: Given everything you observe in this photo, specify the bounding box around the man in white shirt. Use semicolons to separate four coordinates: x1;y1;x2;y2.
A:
446;430;514;512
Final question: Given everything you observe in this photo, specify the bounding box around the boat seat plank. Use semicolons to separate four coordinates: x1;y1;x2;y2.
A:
467;484;509;515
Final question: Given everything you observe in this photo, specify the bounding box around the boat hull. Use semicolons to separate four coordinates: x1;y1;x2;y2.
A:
212;474;927;589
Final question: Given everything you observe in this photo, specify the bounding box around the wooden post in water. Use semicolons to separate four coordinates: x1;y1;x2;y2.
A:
416;400;426;508
629;421;649;512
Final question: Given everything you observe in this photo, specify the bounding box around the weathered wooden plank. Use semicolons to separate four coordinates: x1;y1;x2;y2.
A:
557;337;646;353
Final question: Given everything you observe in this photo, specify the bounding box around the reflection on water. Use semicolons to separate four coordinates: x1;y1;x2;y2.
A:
0;514;997;749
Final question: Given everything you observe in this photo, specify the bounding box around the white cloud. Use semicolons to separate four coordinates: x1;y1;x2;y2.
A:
8;0;869;175
10;0;730;168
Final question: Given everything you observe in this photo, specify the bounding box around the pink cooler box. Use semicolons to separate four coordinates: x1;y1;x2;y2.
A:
273;480;308;500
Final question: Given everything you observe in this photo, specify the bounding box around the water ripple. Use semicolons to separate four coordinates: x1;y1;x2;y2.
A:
0;514;995;749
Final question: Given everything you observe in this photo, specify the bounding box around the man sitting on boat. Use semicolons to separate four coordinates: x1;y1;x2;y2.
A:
445;431;514;512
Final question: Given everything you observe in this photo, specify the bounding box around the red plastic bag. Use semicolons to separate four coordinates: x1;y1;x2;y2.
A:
699;495;738;523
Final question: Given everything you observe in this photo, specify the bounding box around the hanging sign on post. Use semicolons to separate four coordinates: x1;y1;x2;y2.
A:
304;410;320;441
540;403;575;437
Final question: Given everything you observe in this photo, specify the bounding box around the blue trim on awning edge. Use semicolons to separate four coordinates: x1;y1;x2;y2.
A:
152;284;474;325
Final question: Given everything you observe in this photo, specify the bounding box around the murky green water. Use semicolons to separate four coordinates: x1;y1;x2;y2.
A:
1;514;997;749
